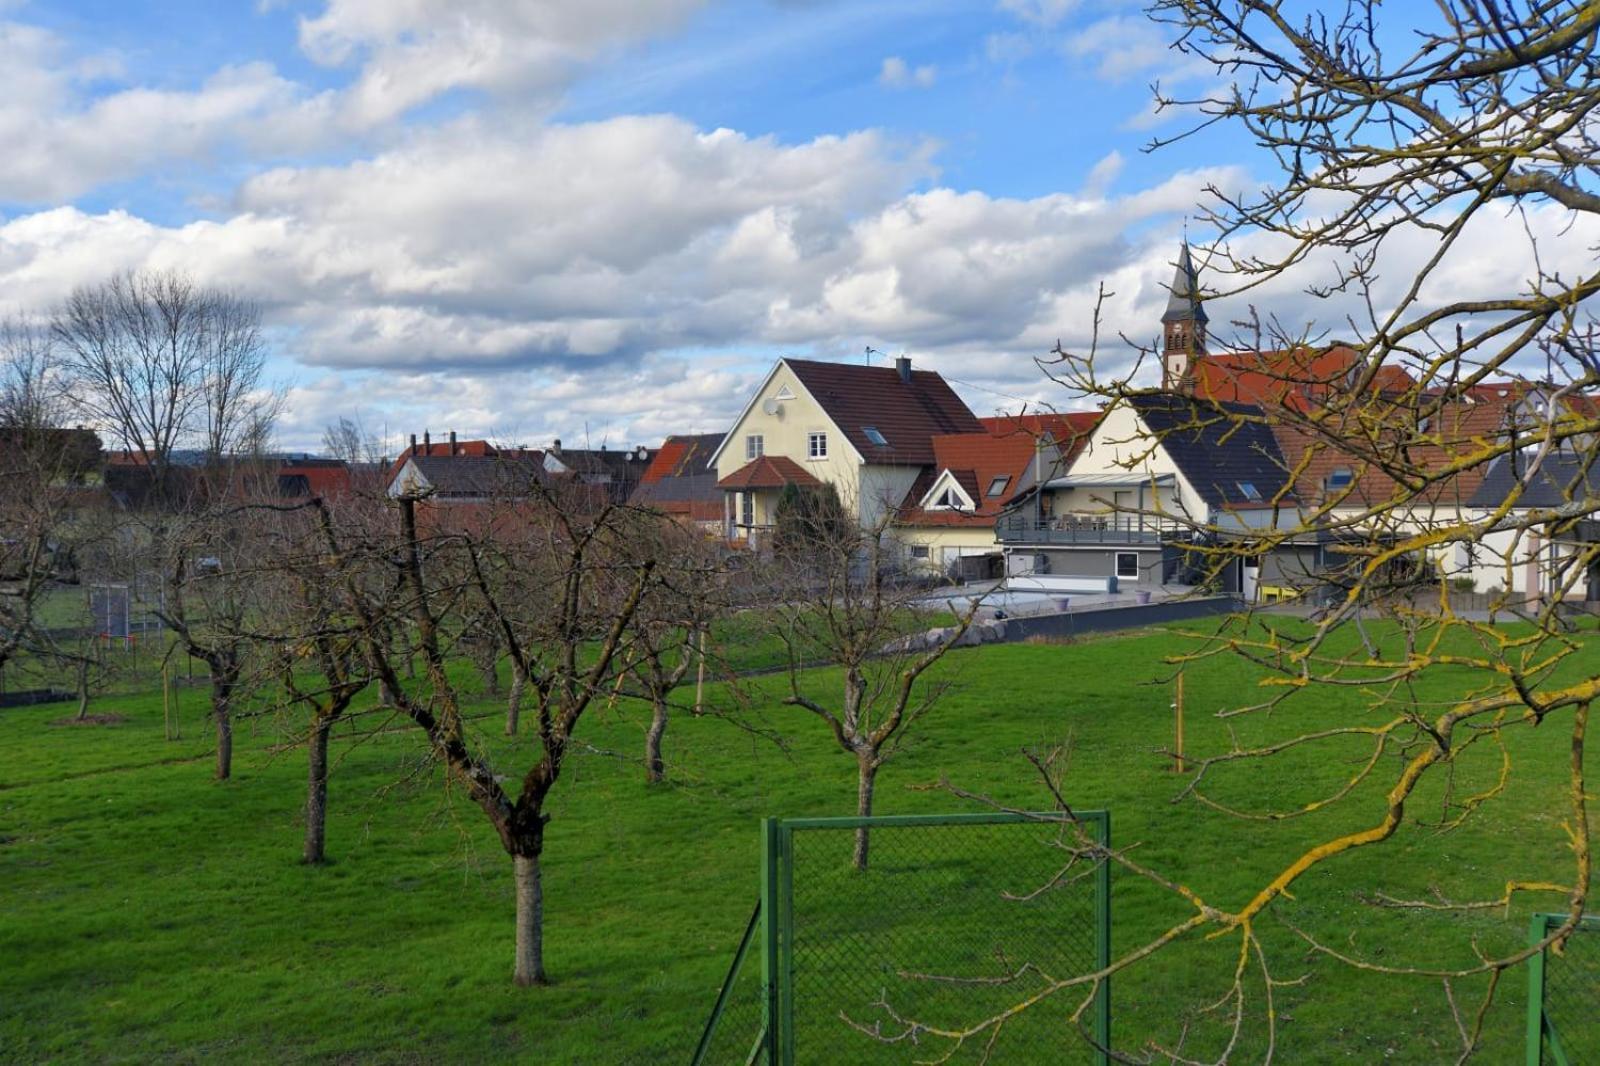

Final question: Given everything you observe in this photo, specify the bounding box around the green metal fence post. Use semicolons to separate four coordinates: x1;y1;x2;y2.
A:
1526;913;1546;1066
1095;811;1112;1066
778;823;796;1066
761;817;780;1064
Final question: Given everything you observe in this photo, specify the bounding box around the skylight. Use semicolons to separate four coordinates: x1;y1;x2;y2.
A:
1237;481;1262;501
863;426;888;446
986;475;1011;497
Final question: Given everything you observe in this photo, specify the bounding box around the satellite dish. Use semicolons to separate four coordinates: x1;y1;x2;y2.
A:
762;397;782;416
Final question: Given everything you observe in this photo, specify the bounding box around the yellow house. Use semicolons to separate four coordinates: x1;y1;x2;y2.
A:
710;356;983;548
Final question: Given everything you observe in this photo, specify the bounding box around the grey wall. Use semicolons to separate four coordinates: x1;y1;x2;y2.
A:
1041;547;1165;583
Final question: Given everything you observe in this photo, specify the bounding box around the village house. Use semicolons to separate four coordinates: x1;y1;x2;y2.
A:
708;356;983;550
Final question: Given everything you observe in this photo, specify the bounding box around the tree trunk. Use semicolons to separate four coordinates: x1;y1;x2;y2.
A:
853;751;879;870
478;650;501;695
645;695;668;784
74;657;91;720
212;669;235;781
506;663;526;736
304;716;331;864
513;850;546;986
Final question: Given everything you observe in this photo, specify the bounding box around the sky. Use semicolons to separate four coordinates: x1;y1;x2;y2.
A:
0;0;1577;454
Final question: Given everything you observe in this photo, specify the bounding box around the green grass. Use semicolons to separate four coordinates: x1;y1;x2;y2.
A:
1;620;1595;1063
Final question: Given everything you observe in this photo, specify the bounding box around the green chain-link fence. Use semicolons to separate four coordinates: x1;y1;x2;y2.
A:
694;810;1111;1065
1527;913;1600;1065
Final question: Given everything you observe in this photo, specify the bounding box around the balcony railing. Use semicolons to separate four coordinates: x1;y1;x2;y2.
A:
997;511;1180;545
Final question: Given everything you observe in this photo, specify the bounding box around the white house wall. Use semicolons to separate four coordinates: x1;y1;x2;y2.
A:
1047;403;1201;520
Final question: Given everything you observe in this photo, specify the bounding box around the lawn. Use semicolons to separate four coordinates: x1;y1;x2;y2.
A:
1;619;1594;1063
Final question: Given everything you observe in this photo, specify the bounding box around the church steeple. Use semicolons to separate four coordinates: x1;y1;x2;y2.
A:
1161;241;1207;391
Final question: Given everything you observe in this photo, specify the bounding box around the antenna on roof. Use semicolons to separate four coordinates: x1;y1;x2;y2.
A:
864;345;880;366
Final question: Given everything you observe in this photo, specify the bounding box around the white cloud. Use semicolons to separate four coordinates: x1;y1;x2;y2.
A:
878;56;937;90
0;22;321;203
298;0;708;125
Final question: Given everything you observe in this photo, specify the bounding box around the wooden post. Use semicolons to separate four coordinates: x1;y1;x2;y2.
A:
1173;671;1186;773
161;663;174;741
694;627;707;716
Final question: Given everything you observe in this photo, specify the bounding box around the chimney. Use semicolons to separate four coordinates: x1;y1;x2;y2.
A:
449;430;457;456
423;430;431;454
409;433;417;454
551;438;561;455
895;355;912;384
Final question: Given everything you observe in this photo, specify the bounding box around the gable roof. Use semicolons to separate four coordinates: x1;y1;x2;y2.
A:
1468;451;1600;513
1128;394;1295;509
1189;345;1418;412
717;455;822;490
399;454;548;499
781;358;983;466
639;433;721;484
896;420;1069;528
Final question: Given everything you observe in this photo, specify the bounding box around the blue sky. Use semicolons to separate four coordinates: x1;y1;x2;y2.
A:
0;0;1397;451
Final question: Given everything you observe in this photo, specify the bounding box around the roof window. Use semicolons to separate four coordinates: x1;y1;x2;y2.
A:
1237;481;1262;501
863;426;888;446
986;475;1011;497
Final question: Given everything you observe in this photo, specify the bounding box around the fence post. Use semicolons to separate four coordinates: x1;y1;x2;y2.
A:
1095;812;1112;1066
1526;913;1545;1066
778;823;795;1066
761;817;780;1063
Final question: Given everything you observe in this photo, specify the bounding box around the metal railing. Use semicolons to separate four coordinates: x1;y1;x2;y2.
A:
695;811;1112;1065
1526;912;1599;1065
997;512;1177;546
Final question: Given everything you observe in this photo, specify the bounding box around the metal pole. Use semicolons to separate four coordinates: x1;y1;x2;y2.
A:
1526;913;1547;1066
1094;811;1112;1066
760;818;780;1064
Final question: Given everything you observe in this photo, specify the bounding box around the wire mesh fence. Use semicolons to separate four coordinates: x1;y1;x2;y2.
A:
1529;913;1600;1065
695;811;1110;1065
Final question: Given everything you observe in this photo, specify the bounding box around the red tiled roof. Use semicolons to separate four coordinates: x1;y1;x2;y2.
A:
784;358;982;465
639;433;720;484
717;455;822;490
1190;345;1418;411
902;419;1075;528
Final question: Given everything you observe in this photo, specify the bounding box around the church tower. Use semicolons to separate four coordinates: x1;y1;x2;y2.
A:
1161;241;1207;391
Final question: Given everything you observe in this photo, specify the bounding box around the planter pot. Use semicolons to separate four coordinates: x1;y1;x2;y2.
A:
1136;590;1152;605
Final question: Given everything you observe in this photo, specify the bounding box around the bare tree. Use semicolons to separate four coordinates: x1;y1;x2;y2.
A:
770;497;979;869
312;477;664;986
53;269;279;497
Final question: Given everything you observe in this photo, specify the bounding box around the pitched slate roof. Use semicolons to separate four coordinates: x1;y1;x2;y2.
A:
1469;451;1600;512
402;454;548;499
1162;241;1208;325
717;455;822;490
783;358;983;466
1129;394;1294;509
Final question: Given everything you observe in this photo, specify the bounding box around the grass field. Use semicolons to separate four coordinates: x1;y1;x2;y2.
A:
1;619;1595;1063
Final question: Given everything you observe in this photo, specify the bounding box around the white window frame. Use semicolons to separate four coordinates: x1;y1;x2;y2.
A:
1115;552;1140;579
745;434;764;461
740;492;753;527
807;431;828;460
909;544;931;560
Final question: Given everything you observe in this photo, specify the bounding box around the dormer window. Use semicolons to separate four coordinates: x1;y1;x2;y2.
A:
933;488;963;510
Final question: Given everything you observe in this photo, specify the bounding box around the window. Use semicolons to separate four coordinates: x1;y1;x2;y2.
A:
986;475;1011;498
1236;481;1262;501
1326;467;1353;490
1116;552;1140;578
808;432;828;459
933;487;965;510
740;492;753;527
910;545;931;560
745;434;764;460
863;426;888;446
